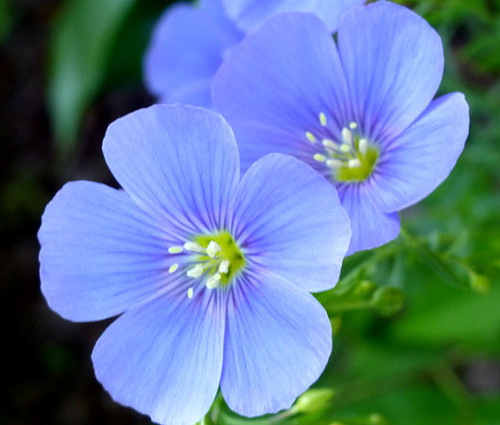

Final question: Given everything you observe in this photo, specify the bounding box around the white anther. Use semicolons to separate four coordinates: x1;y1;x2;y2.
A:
206;273;222;289
348;158;361;168
349;122;358;130
340;144;351;153
305;132;316;143
319;112;327;127
341;128;353;146
219;260;230;274
322;139;338;150
358;138;368;155
168;246;183;254
183;241;205;253
187;287;194;299
168;263;179;273
206;241;221;258
326;159;343;169
313;153;327;162
187;264;204;278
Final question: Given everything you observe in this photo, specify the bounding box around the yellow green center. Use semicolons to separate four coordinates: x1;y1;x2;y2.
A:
195;231;245;285
335;143;379;183
306;118;380;184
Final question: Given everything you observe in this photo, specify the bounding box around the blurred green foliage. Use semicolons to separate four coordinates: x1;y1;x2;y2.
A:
48;0;137;156
41;0;500;424
0;0;10;43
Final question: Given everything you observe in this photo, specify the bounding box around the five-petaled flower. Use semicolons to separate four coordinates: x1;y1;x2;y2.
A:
213;1;469;254
38;105;351;425
144;0;364;106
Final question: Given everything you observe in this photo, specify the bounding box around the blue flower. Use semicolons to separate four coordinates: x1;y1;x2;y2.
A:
38;105;351;425
144;0;364;107
212;1;469;255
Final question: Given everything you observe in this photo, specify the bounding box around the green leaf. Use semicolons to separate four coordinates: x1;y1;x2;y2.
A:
48;0;136;156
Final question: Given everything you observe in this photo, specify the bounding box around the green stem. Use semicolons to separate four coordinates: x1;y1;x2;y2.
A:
325;300;372;313
430;364;475;424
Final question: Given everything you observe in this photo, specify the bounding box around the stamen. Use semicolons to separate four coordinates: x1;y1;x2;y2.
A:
168;263;179;273
358;138;368;155
341;128;353;146
322;139;338;150
319;112;327;127
183;241;205;253
187;264;204;278
348;158;362;168
206;273;222;289
168;246;183;254
314;153;327;162
206;241;221;258
305;132;316;143
187;287;194;299
326;159;343;169
340;144;351;153
349;122;358;130
219;260;230;274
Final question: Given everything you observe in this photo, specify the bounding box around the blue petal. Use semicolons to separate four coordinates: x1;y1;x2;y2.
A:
144;0;243;107
103;104;240;235
213;12;349;173
220;269;331;416
337;1;444;143
222;0;319;32
368;93;469;213
230;154;350;292
92;288;226;425
39;181;180;322
337;183;400;255
313;0;365;32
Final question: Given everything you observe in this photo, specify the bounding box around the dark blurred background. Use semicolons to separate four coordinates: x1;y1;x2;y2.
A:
1;1;499;424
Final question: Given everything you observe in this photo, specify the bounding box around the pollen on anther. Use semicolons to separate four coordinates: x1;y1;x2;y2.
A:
183;241;204;253
207;241;221;258
319;112;327;127
349;122;358;130
187;264;204;278
168;263;179;273
342;128;353;145
359;138;368;154
206;273;221;289
326;159;342;169
348;158;361;168
219;260;230;274
187;287;194;299
313;153;327;162
168;246;183;254
305;131;316;143
322;139;337;149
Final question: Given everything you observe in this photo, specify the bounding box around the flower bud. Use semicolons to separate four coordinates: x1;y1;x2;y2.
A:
469;271;490;294
370;286;405;316
368;413;389;424
293;388;336;414
352;279;377;298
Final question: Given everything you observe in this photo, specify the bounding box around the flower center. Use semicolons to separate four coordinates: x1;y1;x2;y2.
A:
167;232;245;298
305;114;379;183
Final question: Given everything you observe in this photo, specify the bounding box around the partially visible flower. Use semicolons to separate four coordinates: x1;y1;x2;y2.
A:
222;0;366;32
39;105;351;425
213;1;469;254
144;0;364;106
